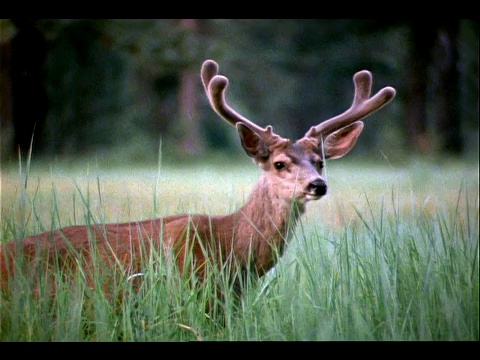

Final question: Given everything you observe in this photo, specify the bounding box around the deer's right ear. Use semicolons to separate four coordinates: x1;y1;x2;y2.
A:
237;123;271;161
323;121;364;159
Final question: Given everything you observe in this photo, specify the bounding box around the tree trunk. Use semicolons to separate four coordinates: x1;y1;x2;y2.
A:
0;37;14;161
177;19;204;156
179;68;203;155
405;22;436;154
405;20;463;155
10;20;48;158
432;20;462;154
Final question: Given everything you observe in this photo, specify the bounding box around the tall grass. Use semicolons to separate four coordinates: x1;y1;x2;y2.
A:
0;157;478;341
274;182;478;340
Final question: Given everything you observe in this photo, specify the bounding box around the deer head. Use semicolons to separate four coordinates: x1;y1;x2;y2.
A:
201;60;396;208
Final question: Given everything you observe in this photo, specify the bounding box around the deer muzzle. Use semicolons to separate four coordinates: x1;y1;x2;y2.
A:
305;178;327;199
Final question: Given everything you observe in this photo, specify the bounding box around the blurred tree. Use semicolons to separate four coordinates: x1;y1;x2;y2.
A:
405;20;463;155
106;19;211;158
43;20;129;156
0;20;15;161
432;20;462;154
9;19;48;158
177;19;204;156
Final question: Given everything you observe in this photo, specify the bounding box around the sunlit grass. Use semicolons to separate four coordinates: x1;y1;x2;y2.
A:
2;157;477;239
1;159;260;239
0;155;478;340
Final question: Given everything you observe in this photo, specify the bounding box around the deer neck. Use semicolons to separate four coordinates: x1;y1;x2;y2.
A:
228;173;304;274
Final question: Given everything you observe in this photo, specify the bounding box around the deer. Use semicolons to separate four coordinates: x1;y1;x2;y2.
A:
0;59;396;304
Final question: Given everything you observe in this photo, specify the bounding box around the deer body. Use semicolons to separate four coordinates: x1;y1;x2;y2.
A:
0;163;305;290
0;60;396;297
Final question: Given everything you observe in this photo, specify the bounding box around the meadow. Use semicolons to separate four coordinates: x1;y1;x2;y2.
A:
0;154;478;341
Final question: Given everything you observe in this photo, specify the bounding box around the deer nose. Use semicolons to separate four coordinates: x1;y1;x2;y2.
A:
308;179;327;196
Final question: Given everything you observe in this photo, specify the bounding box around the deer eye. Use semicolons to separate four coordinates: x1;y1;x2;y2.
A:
311;158;323;170
274;161;285;170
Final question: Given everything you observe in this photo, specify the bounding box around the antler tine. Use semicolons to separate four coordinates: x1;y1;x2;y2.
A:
201;59;219;100
201;60;288;148
305;70;396;138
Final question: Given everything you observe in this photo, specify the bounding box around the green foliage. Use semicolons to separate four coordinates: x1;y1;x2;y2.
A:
42;20;131;156
3;19;477;160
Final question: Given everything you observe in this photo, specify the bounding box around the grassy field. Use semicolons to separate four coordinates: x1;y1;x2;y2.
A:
0;155;478;341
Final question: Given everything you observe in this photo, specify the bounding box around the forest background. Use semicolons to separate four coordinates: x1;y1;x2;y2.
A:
0;19;478;165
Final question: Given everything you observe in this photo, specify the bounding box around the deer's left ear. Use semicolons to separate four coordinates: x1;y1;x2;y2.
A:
323;121;364;159
237;123;271;161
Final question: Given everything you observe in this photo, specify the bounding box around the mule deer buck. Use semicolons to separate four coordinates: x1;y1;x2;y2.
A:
0;59;396;300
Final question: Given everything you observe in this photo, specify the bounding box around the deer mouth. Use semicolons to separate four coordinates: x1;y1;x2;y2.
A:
302;189;327;201
304;193;322;201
